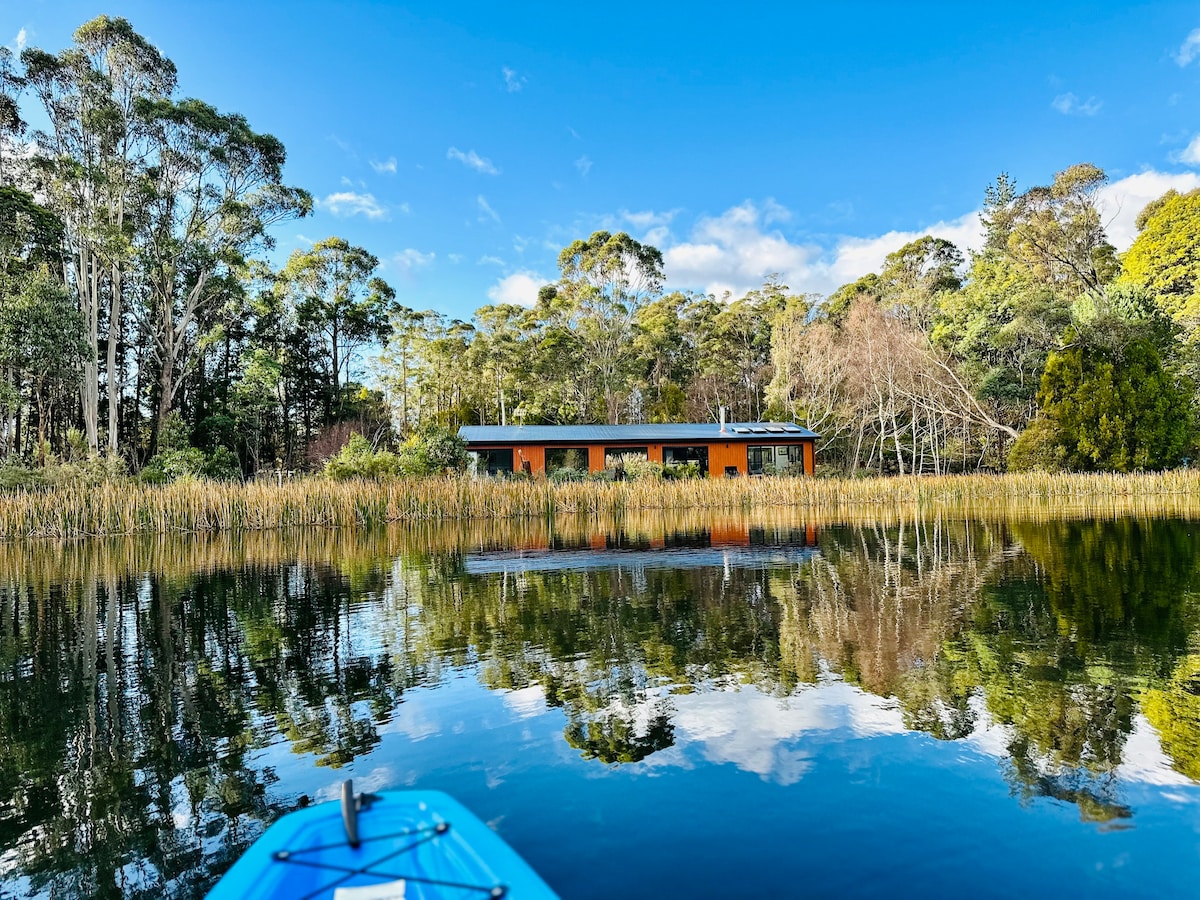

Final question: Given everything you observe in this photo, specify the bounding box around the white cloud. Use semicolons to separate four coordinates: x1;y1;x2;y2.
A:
1099;169;1200;249
447;146;499;175
487;270;546;306
1051;92;1102;116
574;154;593;176
642;679;905;784
622;208;679;229
478;255;506;266
1176;27;1200;66
662;200;825;298
390;248;434;272
499;684;545;718
13;28;27;51
370;156;398;174
477;194;501;224
637;164;1200;302
318;191;386;220
501;66;526;93
823;212;984;288
1173;134;1200;166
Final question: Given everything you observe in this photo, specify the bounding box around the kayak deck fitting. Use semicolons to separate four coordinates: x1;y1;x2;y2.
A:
206;781;559;899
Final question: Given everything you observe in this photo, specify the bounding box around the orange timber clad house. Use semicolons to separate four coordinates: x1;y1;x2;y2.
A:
457;421;818;478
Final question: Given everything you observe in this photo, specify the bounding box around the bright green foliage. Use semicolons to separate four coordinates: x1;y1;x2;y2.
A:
934;251;1069;425
141;411;243;482
0;270;87;463
1033;330;1191;471
550;231;665;423
1121;188;1200;319
279;237;394;398
1007;163;1119;296
324;434;403;480
402;426;468;474
324;428;467;480
1140;654;1200;782
1007;417;1068;472
879;235;963;328
826;272;883;321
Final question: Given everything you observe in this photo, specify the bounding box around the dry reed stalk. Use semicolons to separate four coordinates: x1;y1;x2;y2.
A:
0;471;1194;540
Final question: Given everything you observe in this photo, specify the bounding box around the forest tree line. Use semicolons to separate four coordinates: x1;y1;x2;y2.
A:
1;17;1199;478
382;165;1200;474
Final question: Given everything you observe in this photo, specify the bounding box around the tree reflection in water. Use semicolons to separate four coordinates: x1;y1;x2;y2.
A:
0;515;1197;895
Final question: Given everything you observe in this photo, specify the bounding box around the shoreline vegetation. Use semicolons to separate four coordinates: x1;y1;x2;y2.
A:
2;470;1200;540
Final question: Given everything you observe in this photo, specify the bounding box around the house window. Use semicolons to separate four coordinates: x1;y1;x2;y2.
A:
470;448;514;476
749;445;805;475
604;447;648;468
748;446;773;475
546;447;590;474
662;445;709;475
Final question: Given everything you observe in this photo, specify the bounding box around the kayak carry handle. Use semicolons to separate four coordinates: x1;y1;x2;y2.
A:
342;779;360;848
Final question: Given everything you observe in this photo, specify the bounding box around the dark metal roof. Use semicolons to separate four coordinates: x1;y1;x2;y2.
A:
458;422;818;444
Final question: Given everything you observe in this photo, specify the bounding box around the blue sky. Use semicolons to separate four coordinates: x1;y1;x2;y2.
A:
6;2;1200;319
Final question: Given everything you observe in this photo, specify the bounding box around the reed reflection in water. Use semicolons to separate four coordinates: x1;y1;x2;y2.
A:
0;512;1197;898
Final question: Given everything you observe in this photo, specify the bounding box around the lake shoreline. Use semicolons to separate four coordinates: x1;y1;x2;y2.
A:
0;470;1199;539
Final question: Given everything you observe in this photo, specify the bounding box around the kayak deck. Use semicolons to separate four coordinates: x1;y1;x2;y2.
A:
206;788;558;899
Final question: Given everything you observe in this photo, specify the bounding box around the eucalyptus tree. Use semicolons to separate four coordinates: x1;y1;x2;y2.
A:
277;237;392;424
1007;163;1118;297
934;250;1069;430
545;231;664;423
378;306;429;432
878;235;963;330
467;303;531;426
136;97;310;444
21;16;177;453
0;46;25;185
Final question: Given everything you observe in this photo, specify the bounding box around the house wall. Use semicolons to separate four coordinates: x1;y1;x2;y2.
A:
708;442;748;477
514;445;544;474
468;438;815;477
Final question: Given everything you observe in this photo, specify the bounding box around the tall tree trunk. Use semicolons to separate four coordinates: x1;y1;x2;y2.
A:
106;263;122;455
78;245;101;453
155;348;176;443
35;379;46;467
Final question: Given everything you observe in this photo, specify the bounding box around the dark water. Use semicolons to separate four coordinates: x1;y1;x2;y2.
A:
1;515;1199;898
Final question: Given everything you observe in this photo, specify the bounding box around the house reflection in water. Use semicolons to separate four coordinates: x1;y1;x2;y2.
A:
461;521;820;575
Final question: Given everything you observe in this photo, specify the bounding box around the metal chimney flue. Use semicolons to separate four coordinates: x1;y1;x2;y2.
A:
719;406;727;433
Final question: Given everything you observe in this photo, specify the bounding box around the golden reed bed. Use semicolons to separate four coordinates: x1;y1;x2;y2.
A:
0;470;1197;540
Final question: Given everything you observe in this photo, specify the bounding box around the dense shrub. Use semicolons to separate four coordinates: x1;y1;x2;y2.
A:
611;454;664;480
410;426;468;473
140;448;207;484
1008;418;1069;472
324;433;403;480
0;453;127;491
1034;334;1192;471
202;447;243;481
663;462;702;479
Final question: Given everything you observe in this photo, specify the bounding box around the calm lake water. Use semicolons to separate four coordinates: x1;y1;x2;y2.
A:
1;513;1199;898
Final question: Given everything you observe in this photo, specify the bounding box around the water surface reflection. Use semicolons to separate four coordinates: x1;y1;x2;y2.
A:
0;514;1198;898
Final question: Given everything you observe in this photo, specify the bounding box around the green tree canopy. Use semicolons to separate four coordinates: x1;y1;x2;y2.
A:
1121;188;1200;320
